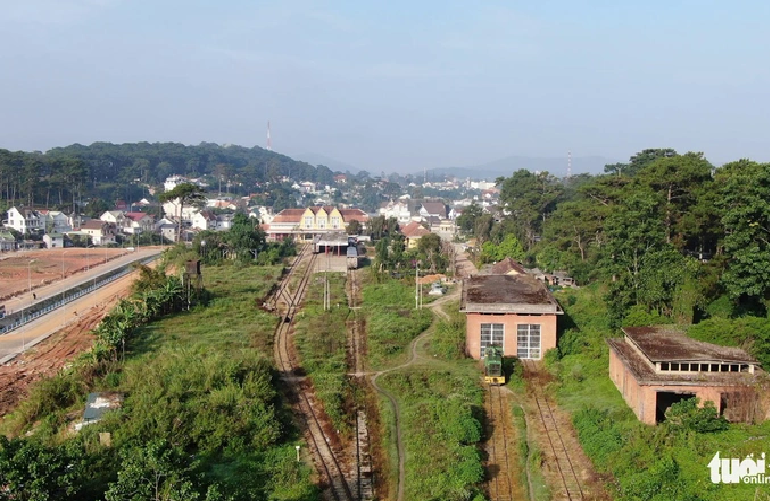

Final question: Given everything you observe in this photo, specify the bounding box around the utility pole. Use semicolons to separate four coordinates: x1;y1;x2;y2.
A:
415;263;419;310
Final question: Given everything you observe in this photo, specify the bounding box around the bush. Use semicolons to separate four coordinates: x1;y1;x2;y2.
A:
664;398;729;434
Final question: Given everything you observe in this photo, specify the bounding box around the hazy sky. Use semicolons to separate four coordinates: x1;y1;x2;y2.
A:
1;0;769;171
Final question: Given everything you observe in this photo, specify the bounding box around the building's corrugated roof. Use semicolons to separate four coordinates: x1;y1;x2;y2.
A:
622;326;758;363
607;338;758;385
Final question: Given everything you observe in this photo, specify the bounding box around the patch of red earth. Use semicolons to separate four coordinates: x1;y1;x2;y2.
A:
0;306;104;417
0;248;127;300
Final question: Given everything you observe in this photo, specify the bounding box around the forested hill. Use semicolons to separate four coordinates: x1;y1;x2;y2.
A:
0;142;334;209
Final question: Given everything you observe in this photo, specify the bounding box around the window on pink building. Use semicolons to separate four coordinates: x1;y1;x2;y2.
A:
480;323;504;357
517;324;541;359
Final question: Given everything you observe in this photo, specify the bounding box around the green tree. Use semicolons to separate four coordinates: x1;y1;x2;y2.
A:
720;161;770;303
479;233;525;263
0;436;85;500
635;152;713;245
105;440;228;501
346;219;361;235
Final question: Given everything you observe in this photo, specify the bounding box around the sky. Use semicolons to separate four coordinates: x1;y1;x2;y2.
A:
1;0;769;172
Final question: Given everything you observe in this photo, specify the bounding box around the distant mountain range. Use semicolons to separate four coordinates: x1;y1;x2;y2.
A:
424;155;618;180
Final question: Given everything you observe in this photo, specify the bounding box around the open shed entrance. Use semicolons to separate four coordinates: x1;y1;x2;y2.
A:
656;391;695;423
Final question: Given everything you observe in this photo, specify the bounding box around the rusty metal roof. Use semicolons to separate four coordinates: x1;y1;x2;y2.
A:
607;338;759;386
622;326;758;364
461;274;562;314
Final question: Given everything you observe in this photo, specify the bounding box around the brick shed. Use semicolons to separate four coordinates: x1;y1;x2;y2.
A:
460;274;563;360
607;326;761;425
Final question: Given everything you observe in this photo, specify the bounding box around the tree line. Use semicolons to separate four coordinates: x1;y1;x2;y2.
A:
0;142;335;214
458;148;770;327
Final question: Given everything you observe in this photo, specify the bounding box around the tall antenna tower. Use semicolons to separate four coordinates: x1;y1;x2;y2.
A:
567;150;572;179
266;121;272;151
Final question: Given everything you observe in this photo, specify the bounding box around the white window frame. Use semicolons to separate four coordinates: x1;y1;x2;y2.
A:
517;324;541;360
480;323;505;357
304;216;313;229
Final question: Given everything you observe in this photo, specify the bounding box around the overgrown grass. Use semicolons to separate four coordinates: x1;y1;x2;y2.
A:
1;263;318;501
293;272;352;434
362;280;433;370
373;302;486;501
551;285;770;501
378;366;485;501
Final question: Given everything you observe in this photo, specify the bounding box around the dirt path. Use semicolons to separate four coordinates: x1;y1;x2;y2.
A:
369;288;461;501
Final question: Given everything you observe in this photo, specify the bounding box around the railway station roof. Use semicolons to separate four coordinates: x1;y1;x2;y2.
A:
460;274;562;314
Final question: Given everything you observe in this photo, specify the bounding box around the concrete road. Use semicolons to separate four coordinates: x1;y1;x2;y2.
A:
3;247;162;316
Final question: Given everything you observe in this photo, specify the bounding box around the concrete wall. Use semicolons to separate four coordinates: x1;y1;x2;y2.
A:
609;347;749;425
465;312;557;359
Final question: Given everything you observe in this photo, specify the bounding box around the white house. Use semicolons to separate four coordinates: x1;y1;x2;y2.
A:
39;210;72;232
191;211;217;231
5;207;44;233
100;211;126;225
81;221;117;246
164;175;189;192
379;201;412;224
43;232;65;248
163;200;198;221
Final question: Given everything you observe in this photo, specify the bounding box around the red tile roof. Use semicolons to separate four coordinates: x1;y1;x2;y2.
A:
401;221;430;238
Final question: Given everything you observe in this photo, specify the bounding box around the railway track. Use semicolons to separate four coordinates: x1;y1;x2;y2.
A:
346;268;373;501
523;360;584;501
484;384;514;501
273;247;356;501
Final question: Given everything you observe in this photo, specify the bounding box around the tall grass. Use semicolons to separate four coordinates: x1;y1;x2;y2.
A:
293;273;352;433
1;263;318;501
362;280;433;370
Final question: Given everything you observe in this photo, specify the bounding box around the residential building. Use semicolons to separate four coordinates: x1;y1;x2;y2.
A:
123;212;155;234
157;220;177;242
81;221;117;246
607;327;761;424
5;207;44;233
100;210;126;226
401;221;431;249
162;200;199;221
38;210;72;232
460;274;563;360
419;202;448;220
379;201;413;224
43;232;65;248
0;230;16;252
192;211;217;231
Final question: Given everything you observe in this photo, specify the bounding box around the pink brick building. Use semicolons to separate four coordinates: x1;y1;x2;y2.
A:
607;327;761;425
460;274;563;360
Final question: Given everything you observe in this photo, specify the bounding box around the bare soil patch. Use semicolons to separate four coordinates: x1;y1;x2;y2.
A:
0;248;127;300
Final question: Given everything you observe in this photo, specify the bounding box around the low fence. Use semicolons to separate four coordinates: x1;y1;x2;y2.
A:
0;255;158;335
